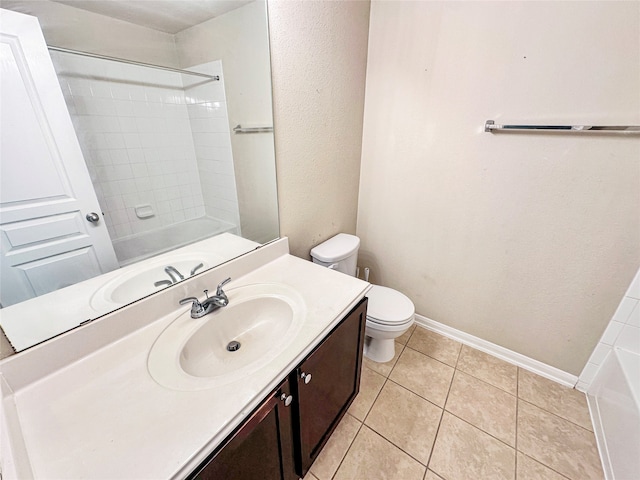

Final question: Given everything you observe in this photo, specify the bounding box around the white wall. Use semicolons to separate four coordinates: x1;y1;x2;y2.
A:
357;1;640;375
0;0;179;67
268;0;371;258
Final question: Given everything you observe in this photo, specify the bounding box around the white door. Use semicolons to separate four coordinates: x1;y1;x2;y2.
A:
0;8;118;307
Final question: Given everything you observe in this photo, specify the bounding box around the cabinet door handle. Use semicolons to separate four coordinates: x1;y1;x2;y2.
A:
300;372;312;384
279;393;293;407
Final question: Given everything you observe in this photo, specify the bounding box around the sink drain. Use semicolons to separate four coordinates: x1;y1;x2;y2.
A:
227;341;241;352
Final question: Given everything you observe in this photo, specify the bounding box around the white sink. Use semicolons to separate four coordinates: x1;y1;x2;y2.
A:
90;253;217;311
147;283;306;391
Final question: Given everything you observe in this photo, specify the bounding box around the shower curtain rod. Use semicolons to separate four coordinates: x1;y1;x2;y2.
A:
47;46;220;81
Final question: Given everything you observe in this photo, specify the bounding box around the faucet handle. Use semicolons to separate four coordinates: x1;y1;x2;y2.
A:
216;277;232;296
179;296;200;305
179;297;205;316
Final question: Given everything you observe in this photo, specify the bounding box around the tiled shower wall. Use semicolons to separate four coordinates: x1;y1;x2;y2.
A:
577;267;640;391
184;62;241;228
50;52;239;243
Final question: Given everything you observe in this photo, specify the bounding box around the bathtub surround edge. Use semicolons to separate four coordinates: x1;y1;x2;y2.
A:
585;347;640;480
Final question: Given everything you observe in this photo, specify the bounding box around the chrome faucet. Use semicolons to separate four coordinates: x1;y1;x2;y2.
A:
180;277;232;318
164;266;184;283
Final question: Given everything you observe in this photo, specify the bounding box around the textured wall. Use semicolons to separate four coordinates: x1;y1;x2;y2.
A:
357;1;640;375
267;0;371;259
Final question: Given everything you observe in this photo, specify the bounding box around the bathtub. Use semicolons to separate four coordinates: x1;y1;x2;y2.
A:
587;347;640;480
112;216;238;266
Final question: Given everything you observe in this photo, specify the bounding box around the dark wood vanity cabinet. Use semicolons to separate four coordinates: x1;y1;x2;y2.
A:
187;378;297;480
187;297;367;480
292;297;367;476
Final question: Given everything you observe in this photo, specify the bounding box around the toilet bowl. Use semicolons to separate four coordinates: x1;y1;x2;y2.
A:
310;234;415;363
363;284;414;362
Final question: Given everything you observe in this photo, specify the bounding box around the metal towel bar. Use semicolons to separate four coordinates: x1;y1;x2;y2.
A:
233;124;273;134
485;120;640;134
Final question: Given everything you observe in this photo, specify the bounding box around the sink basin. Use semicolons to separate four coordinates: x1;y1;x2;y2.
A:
147;283;306;391
90;253;217;311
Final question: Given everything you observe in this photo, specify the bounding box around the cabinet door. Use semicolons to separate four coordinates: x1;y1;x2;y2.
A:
188;379;297;480
293;297;368;476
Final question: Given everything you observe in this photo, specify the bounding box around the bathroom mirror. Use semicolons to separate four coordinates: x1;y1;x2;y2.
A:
0;0;278;352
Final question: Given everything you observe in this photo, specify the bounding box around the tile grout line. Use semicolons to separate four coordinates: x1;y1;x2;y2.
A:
408;338;519;397
517;397;596;434
361;331;437;474
517;451;572;480
328;340;408;480
402;344;458;375
515;397;599;478
361;424;431;477
365;375;446;467
452;366;518;399
443;405;517;451
327;413;363;480
422;343;461;477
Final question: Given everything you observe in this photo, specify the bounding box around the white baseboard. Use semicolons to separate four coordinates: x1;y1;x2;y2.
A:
414;314;579;388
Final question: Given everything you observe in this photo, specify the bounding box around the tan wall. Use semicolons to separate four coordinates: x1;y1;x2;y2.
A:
267;0;371;259
357;0;640;375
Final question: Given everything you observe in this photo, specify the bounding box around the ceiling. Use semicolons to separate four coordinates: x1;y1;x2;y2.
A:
49;0;254;34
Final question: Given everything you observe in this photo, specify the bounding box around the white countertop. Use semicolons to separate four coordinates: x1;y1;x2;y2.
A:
0;239;369;479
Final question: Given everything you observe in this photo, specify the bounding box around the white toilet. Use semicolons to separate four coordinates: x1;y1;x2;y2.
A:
310;233;415;363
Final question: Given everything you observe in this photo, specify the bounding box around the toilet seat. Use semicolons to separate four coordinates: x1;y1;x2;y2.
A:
366;285;415;326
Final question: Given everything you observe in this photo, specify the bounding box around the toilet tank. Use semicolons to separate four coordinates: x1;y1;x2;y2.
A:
310;233;360;277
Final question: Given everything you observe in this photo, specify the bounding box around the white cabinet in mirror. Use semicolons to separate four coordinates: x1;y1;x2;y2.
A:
0;0;278;354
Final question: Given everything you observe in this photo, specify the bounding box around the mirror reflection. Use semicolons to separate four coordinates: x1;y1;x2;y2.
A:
0;0;278;352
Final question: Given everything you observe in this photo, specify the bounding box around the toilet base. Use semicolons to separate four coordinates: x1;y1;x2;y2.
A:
363;336;396;363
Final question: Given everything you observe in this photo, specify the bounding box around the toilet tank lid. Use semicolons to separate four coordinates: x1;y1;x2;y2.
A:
310;233;360;262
